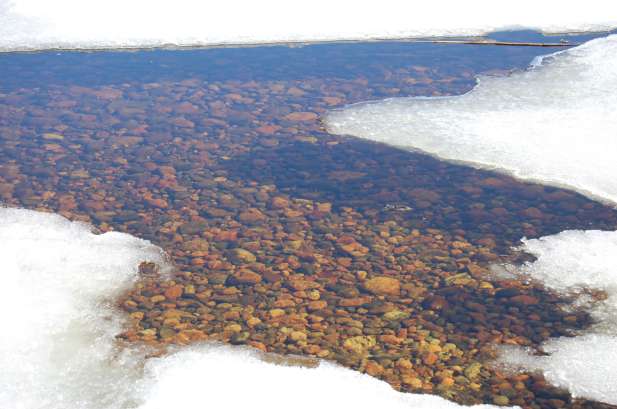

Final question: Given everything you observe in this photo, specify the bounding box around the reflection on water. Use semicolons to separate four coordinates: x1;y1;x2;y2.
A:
1;32;616;409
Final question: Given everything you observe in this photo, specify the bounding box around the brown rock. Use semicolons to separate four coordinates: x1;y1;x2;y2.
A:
509;295;539;305
230;248;257;264
285;111;318;121
271;196;290;209
364;277;400;296
239;208;266;223
287;278;320;292
233;269;262;285
339;297;372;307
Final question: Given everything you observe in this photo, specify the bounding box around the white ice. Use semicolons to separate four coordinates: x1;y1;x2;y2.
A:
1;0;617;52
137;344;506;409
326;34;617;205
0;207;167;409
326;33;617;404
0;207;511;409
501;231;617;405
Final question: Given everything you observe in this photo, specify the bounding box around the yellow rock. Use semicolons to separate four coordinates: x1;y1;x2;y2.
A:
343;336;376;355
130;311;144;320
269;308;285;318
42;133;64;140
402;375;423;388
480;281;494;289
290;331;307;342
307;290;320;301
246;317;262;328
224;323;242;333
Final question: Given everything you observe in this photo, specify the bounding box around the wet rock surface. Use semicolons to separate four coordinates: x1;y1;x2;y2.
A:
1;40;616;409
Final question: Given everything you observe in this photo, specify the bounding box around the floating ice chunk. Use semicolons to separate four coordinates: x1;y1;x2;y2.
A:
1;207;512;409
326;34;617;205
1;0;617;52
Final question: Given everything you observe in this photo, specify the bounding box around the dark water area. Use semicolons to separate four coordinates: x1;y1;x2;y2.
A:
1;31;617;409
0;30;612;91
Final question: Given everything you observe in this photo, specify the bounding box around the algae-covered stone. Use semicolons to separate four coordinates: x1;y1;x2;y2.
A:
464;362;483;380
343;336;376;355
383;309;410;321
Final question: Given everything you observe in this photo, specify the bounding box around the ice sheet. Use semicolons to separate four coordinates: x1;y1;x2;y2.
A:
326;34;617;204
1;0;617;51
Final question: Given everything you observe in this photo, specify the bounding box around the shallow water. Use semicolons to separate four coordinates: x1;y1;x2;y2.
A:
1;31;617;409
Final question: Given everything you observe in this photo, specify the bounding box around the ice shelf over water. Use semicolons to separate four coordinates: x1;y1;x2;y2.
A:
0;207;511;409
326;34;617;404
326;34;617;204
1;0;617;51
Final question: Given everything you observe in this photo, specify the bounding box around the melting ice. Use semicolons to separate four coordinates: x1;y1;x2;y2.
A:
326;34;617;404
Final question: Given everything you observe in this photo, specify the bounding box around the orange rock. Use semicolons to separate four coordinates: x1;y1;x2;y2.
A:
423;352;439;365
322;96;343;106
521;207;544;219
307;300;328;311
364;277;400;296
380;334;403;345
171;117;195;128
216;230;238;241
365;361;385;376
316;202;332;212
274;298;296;308
284;209;303;218
93;88;123;99
509;295;539;305
175;102;199;114
286;278;320;291
256;124;281;135
339;297;372;307
271;196;290;209
339;241;369;257
239;208;266;223
164;285;183;300
285;111;318;121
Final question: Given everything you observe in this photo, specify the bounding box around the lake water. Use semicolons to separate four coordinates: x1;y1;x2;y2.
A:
1;30;617;409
